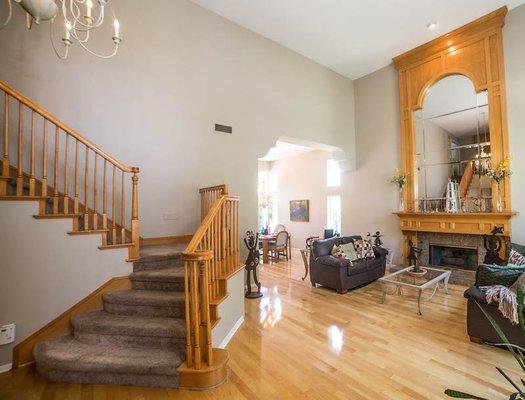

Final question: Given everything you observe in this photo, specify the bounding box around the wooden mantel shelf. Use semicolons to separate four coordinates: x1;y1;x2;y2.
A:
393;211;518;236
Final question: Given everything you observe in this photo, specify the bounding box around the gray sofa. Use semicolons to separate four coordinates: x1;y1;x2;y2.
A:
309;235;387;294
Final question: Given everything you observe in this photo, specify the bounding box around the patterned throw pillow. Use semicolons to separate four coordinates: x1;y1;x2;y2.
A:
508;249;525;266
340;242;358;261
331;244;344;258
354;239;374;259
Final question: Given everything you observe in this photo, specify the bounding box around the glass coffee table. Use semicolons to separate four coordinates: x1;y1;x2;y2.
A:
379;266;451;315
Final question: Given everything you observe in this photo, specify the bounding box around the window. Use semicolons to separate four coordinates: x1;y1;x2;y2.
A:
326;159;341;187
326;195;341;234
258;170;278;233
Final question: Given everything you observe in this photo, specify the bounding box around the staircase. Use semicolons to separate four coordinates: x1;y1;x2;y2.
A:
0;80;140;260
34;251;186;388
1;82;240;389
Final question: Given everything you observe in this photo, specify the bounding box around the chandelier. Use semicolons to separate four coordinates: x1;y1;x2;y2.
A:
1;0;122;59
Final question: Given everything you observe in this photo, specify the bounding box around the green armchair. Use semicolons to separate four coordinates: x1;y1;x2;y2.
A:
463;243;525;346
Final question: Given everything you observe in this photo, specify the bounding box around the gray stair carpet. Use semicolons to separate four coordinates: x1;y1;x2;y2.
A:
33;252;188;388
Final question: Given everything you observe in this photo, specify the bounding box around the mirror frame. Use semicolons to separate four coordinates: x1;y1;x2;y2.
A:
393;7;510;213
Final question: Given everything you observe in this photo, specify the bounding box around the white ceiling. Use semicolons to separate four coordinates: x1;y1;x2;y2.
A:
190;0;525;79
259;141;315;161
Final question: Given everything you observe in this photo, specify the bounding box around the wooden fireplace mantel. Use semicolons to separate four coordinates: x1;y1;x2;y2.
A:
394;211;517;236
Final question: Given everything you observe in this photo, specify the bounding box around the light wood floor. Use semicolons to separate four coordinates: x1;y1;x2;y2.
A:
0;249;521;399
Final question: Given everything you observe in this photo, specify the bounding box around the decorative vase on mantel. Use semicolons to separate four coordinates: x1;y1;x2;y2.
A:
391;169;408;213
496;182;503;213
398;187;405;212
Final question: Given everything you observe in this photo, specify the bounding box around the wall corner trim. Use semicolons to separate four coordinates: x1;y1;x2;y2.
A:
217;315;244;349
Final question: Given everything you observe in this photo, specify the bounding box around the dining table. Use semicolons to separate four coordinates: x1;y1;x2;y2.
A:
259;233;292;264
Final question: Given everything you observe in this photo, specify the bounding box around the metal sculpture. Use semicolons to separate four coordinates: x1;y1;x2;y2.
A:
244;230;263;299
483;226;506;265
407;239;423;272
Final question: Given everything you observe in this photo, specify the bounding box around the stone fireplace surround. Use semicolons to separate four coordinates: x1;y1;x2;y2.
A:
416;232;486;286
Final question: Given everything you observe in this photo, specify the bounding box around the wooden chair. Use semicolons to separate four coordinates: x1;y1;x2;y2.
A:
275;224;287;233
269;231;289;261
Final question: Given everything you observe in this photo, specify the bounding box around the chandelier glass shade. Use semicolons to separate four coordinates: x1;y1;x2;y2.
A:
1;0;122;59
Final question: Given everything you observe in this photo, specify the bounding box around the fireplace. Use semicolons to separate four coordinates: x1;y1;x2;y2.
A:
416;232;486;285
429;244;478;270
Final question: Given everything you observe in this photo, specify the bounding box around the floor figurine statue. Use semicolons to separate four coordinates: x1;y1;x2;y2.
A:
244;230;263;299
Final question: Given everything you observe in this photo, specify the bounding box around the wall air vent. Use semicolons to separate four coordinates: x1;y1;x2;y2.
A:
215;124;232;134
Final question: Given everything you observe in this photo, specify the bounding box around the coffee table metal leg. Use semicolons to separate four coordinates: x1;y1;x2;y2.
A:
444;274;450;295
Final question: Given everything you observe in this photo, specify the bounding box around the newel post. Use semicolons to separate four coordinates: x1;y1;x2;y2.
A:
181;250;214;370
129;168;140;260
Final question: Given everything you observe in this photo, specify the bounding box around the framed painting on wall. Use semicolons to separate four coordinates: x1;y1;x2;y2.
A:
289;200;309;222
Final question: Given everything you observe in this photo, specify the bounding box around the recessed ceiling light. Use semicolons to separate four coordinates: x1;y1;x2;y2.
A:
427;21;437;30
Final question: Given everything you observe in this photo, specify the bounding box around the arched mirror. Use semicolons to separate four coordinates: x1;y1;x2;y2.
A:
415;74;491;213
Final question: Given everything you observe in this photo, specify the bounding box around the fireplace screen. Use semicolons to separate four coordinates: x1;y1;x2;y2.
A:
429;244;478;270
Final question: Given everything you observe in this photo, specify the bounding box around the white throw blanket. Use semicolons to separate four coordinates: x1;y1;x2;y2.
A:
481;285;519;325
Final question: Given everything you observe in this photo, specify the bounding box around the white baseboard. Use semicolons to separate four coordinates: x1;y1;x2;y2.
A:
0;363;12;373
217;315;244;349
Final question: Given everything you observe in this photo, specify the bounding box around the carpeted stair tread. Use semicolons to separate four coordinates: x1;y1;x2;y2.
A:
34;336;183;376
70;310;185;338
130;268;185;282
103;289;184;306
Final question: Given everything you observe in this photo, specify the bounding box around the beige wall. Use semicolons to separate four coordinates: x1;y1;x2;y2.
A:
270;150;336;248
0;0;356;240
0;0;355;367
504;4;525;244
347;65;404;264
348;3;525;263
0;201;132;367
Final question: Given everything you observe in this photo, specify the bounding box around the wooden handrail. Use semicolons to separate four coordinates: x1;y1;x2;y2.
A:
459;161;475;198
0;81;140;260
0;81;138;173
182;185;240;371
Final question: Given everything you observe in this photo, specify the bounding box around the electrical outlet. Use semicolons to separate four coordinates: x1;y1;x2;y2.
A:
163;213;178;221
0;323;15;345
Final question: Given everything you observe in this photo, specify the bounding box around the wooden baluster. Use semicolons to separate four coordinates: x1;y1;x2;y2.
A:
74;140;79;213
129;170;140;259
120;170;125;244
84;147;89;229
63;135;69;214
200;260;212;366
93;153;98;230
112;165;116;245
184;260;193;367
221;203;226;269
1;94;8;191
192;261;201;369
211;219;216;299
16;102;23;196
53;126;59;213
102;159;107;244
41;120;47;198
29;111;35;196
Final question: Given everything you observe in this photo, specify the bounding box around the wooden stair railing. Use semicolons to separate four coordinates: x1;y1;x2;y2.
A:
459;161;475;198
199;184;228;221
181;187;239;372
0;81;140;260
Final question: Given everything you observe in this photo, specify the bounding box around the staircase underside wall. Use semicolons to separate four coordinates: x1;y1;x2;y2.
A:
0;201;131;367
212;268;245;349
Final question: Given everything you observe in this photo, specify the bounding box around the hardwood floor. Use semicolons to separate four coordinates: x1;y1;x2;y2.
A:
0;249;520;399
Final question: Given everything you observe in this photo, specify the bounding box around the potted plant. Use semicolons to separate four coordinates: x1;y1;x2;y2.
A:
392;169;408;212
486;157;512;212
